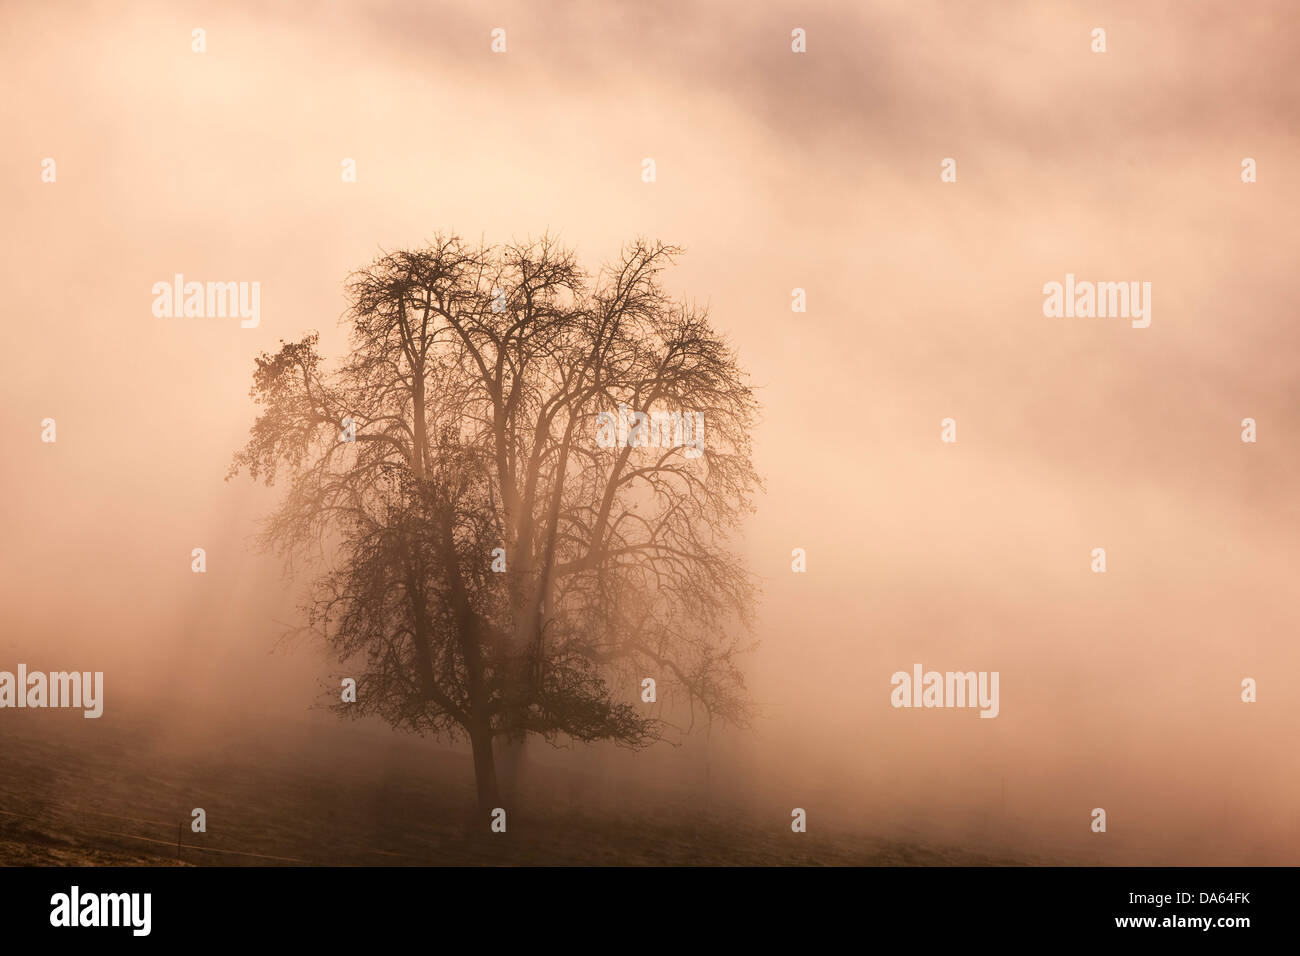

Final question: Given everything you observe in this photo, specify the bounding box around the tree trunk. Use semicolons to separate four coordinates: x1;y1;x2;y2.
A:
470;726;500;818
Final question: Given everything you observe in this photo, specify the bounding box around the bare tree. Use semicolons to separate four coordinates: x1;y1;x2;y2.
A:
229;234;761;813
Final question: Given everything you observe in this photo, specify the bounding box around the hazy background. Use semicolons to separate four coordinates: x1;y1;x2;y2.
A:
2;0;1298;863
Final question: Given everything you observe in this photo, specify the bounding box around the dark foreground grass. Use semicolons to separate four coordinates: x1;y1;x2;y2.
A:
0;709;1028;867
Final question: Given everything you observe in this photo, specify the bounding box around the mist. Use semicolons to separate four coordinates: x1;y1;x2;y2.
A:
2;0;1297;865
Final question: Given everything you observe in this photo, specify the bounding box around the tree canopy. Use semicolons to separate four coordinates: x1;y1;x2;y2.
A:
229;234;761;809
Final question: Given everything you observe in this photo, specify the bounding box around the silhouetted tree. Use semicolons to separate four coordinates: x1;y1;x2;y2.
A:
229;235;760;813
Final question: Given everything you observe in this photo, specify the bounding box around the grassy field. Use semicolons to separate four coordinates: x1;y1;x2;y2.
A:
0;707;1038;867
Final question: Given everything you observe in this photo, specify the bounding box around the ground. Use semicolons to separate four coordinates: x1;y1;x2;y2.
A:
0;709;1032;867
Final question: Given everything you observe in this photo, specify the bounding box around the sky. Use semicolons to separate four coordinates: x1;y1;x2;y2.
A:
2;0;1298;863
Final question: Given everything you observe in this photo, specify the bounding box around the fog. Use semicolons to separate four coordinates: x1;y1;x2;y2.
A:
2;0;1297;863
